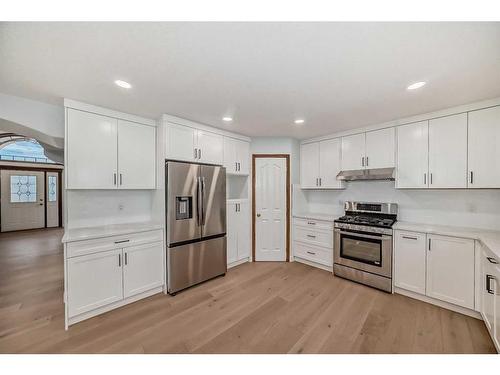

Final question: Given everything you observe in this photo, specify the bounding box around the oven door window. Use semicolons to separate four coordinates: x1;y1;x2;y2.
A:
340;233;382;267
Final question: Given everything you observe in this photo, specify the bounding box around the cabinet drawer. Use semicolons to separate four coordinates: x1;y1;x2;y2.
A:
294;226;333;248
66;229;163;258
294;241;333;267
293;217;333;231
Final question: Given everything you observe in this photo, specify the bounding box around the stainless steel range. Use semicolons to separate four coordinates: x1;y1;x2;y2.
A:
333;201;398;293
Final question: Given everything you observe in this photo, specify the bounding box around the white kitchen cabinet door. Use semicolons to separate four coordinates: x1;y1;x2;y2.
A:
117;120;156;189
428;114;467;188
197;130;224;165
468;106;500;188
426;234;474;309
224;137;238;173
236;139;250;175
396;121;429;188
341;133;365;170
300;142;320;188
481;248;496;332
494;264;500;350
365;128;395;169
237;201;250;260
67;249;123;317
66;109;118;189
319;138;343;189
394;231;426;295
167;122;197;162
123;242;164;298
226;202;238;264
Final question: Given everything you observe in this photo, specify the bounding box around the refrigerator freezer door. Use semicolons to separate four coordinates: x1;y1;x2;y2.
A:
200;165;226;238
167;236;227;293
166;161;201;245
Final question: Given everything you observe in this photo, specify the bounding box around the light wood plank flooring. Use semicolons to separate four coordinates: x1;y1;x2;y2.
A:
0;228;496;353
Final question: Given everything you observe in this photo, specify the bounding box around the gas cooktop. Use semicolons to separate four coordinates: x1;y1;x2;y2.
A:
335;214;396;228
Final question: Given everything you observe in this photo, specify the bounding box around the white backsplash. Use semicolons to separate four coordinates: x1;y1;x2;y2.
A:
66;190;153;229
293;180;500;231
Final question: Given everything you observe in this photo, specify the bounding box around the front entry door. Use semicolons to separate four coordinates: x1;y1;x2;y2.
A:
1;170;45;232
254;158;286;261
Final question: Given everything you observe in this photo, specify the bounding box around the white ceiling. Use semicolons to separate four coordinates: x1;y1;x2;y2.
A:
1;22;500;139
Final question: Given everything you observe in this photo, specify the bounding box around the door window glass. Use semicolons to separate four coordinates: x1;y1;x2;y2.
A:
10;175;37;203
48;175;57;202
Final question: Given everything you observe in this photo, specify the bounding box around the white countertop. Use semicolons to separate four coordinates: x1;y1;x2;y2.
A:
394;221;500;259
293;212;338;222
62;221;164;243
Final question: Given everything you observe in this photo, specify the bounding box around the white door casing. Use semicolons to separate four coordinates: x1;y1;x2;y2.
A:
46;171;59;228
1;170;45;232
255;157;287;261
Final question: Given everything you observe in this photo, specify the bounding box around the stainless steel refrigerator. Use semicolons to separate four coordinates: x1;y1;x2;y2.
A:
166;161;227;294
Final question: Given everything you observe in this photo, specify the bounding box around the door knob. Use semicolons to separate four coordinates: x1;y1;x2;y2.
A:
256;213;261;217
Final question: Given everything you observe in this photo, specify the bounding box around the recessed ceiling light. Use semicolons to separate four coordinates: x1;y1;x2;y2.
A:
407;81;426;90
294;119;305;124
222;117;233;122
115;80;132;89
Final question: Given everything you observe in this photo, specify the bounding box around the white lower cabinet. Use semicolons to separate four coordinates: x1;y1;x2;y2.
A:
64;229;164;328
226;200;250;265
67;248;124;317
394;230;474;310
394;231;426;294
293;217;333;269
123;242;164;298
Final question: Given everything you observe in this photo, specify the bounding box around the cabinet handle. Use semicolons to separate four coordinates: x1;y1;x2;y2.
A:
470;171;473;184
486;274;495;294
194;148;198;159
306;251;316;255
124;252;128;265
366;156;369;166
430;173;433;185
402;236;418;240
487;257;499;264
235;162;238;171
361;156;365;167
199;149;202;159
114;239;130;244
428;238;431;251
114;173;117;186
118;254;121;267
319;177;322;186
307;221;316;225
120;173;123;186
307;234;316;238
238;162;241;171
424;173;427;185
316;178;319;186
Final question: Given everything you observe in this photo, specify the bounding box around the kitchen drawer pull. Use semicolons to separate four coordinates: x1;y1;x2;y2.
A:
487;257;499;264
114;239;130;244
306;251;316;255
306;234;316;238
486;274;495;294
470;171;474;184
124;252;128;265
307;221;316;225
402;236;418;240
118;254;121;267
194;148;198;159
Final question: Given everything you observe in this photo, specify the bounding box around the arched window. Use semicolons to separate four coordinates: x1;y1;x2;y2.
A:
0;139;54;164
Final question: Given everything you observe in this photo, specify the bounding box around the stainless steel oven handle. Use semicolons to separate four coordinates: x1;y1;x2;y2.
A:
335;229;391;241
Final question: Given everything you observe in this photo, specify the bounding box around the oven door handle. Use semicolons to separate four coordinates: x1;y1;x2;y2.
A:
336;229;392;241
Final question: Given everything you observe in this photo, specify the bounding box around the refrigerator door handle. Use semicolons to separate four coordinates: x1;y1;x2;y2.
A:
201;177;206;225
196;176;203;226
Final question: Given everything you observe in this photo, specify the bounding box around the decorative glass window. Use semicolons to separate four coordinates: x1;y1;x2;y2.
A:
48;176;57;202
10;175;37;203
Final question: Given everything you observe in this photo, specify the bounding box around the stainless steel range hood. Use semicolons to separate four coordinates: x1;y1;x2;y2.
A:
336;167;395;181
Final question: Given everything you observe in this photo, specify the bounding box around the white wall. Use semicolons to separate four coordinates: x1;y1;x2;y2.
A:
65;190;153;228
294;180;500;231
251;137;300;183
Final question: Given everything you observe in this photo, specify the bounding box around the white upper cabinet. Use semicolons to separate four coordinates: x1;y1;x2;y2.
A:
66;109;118;189
426;234;475;309
167;122;197;162
117;120;156;189
341;133;365;170
428;114;468;188
319;138;343;189
365;128;395;169
300;142;320;188
396;121;429;188
224;137;250;175
468;106;500;188
166;122;224;165
197;130;224;165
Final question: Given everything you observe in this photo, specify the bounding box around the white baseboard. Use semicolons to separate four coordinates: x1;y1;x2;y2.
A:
228;257;250;269
293;256;333;273
395;287;481;319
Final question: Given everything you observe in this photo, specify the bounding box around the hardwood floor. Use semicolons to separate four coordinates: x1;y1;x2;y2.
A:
0;228;496;354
